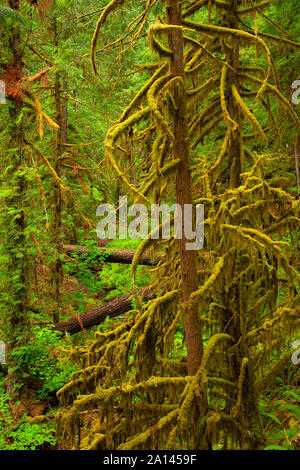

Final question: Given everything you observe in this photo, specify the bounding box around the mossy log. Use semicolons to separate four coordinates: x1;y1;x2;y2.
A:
63;244;161;266
54;288;153;335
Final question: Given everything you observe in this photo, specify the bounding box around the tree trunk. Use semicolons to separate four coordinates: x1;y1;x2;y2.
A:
5;0;30;400
226;0;242;188
51;15;64;324
166;0;203;376
223;0;265;449
294;136;300;190
63;244;162;266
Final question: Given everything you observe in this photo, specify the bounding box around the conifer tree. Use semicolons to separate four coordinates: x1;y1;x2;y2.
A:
1;0;30;399
0;0;298;450
56;0;300;450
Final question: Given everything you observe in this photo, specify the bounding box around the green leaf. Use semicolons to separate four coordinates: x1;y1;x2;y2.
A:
264;445;289;450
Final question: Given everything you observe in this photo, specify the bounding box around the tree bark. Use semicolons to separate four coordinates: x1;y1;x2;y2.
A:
294;136;300;191
51;15;64;324
166;0;203;376
223;0;265;449
5;0;30;400
226;0;242;188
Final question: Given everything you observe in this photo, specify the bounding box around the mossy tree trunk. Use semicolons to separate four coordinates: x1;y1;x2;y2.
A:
226;0;243;189
4;0;30;400
222;0;265;449
51;15;64;324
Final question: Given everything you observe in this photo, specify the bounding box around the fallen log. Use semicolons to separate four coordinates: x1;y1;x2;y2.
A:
63;244;161;266
54;288;153;335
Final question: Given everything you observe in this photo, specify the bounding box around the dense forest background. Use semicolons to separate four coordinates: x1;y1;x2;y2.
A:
0;0;299;451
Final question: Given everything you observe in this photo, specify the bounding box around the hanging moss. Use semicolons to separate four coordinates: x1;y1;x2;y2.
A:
55;0;300;451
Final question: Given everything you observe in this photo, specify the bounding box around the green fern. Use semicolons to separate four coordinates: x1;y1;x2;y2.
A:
0;6;25;27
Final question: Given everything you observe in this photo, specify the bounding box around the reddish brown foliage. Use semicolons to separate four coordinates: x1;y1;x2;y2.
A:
37;0;55;19
1;66;23;102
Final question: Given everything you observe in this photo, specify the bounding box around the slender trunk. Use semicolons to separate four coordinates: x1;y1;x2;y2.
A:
226;0;242;188
224;0;265;449
63;244;162;266
61;78;68;238
294;136;300;191
166;0;203;376
51;16;64;324
5;0;30;399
